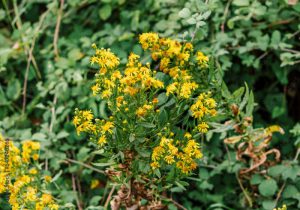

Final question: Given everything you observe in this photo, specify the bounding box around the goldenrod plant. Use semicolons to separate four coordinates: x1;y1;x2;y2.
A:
0;134;58;210
73;33;220;208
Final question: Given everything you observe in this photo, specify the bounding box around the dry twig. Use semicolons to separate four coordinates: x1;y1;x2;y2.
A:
53;0;65;58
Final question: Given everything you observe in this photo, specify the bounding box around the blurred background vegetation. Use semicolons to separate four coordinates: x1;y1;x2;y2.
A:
0;0;300;209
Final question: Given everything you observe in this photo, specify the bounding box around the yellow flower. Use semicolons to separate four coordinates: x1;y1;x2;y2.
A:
32;154;39;160
152;146;165;161
25;187;37;202
123;86;138;96
41;193;52;204
167;143;178;155
164;155;175;164
273;204;287;210
31;142;40;150
179;82;198;98
91;84;100;96
111;70;122;80
139;32;159;49
98;135;107;146
91;48;120;69
90;179;100;189
44;175;52;182
184;132;192;139
73;109;95;135
152;98;159;104
205;98;216;108
82;110;94;121
150;161;160;169
159;57;170;70
196;51;209;68
136;107;147;117
197;122;209;133
159;137;170;146
183;42;193;51
101;121;114;134
166;82;178;96
29;168;38;175
49;204;59;210
101;89;112;98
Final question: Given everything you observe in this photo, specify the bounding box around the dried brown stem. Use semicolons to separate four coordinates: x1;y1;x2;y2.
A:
72;173;83;210
53;0;65;58
236;173;253;207
49;95;58;132
65;158;105;174
221;0;232;33
274;181;286;207
105;184;116;209
162;196;187;210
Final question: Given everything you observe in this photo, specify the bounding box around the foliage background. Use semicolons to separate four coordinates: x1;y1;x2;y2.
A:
0;0;299;209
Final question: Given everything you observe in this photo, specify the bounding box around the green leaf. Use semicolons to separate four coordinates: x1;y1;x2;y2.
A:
282;165;298;181
178;8;191;19
138;122;156;128
233;0;249;6
159;109;168;125
201;11;211;20
99;4;112;20
92;162;115;167
271;30;281;49
0;9;5;21
6;79;21;100
239;83;249;111
186;17;196;25
168;203;177;210
258;178;278;197
77;147;90;161
245;91;254;116
68;48;83;61
99;100;108;119
250;174;264;185
232;86;245;101
282;185;299;198
221;82;231;99
51;170;63;182
89;196;102;206
262;200;276;210
129;133;135;142
32;133;47;141
268;165;286;177
157;93;168;106
56;131;69;139
154;169;161;178
175;181;187;191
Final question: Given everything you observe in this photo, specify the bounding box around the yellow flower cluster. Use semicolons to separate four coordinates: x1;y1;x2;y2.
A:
90;47;164;111
97;120;114;146
73;109;96;135
151;135;203;174
190;92;217;133
196;51;209;68
119;53;164;97
73;109;115;147
0;137;21;180
136;104;154;118
22;140;40;163
139;32;208;99
90;47;120;70
274;204;287;210
0;134;58;210
139;32;159;49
